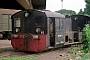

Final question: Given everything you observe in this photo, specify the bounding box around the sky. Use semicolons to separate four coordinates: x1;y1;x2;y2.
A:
46;0;86;13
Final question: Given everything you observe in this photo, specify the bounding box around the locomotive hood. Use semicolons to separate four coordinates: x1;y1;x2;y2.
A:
11;9;66;19
38;10;65;18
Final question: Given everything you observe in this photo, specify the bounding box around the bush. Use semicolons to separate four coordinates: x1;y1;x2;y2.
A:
81;24;90;53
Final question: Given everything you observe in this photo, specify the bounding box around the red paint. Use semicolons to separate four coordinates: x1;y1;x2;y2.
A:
11;34;25;51
27;35;46;52
11;34;46;52
13;34;18;38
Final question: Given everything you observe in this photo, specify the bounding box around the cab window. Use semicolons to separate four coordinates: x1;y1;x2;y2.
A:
55;18;60;31
14;18;20;27
60;18;64;29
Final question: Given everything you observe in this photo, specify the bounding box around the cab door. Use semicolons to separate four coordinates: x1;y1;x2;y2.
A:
49;18;55;46
55;18;64;47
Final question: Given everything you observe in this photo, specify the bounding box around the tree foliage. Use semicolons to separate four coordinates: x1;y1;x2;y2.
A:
85;0;90;15
78;0;90;15
55;9;76;15
81;24;90;53
78;9;84;14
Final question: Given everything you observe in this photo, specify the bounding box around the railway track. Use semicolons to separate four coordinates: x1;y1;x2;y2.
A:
0;46;72;57
0;40;78;60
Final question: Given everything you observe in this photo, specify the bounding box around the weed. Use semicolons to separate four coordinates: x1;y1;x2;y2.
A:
81;53;90;59
81;24;90;53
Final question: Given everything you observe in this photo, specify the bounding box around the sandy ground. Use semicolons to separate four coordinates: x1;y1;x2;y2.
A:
0;40;71;60
0;40;12;48
37;49;69;60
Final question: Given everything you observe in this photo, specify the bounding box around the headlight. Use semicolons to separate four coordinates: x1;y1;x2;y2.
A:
36;28;41;33
25;12;29;17
16;28;20;33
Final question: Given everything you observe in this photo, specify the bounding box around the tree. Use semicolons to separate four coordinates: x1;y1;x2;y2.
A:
81;0;90;15
78;9;84;14
55;9;76;15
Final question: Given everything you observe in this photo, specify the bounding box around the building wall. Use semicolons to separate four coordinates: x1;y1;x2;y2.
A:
0;8;21;14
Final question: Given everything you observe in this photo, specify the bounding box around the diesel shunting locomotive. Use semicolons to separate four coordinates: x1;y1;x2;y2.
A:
10;9;90;52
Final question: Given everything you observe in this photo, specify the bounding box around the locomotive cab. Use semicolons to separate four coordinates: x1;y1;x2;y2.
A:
12;10;47;34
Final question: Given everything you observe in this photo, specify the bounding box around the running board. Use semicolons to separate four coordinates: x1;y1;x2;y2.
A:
64;42;80;45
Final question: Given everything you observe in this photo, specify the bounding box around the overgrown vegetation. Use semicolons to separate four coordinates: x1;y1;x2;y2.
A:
78;0;90;15
68;24;90;60
81;54;90;59
69;24;90;53
81;24;90;53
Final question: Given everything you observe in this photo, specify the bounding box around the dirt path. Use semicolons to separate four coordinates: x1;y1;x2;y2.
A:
0;40;12;48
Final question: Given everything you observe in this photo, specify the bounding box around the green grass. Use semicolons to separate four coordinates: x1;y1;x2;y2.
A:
81;53;90;59
68;49;77;55
0;56;38;60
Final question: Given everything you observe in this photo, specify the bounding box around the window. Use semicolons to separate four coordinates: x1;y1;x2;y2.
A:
55;18;60;31
49;18;53;33
14;18;20;27
60;18;63;29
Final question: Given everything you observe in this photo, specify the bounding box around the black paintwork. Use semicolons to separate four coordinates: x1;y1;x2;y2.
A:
11;9;47;34
71;15;90;31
